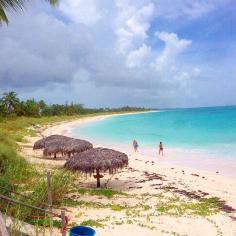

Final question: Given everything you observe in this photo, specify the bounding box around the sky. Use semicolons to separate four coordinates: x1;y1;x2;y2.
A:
0;0;236;108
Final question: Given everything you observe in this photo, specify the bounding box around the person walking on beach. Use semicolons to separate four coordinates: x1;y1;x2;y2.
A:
158;142;163;156
133;139;139;152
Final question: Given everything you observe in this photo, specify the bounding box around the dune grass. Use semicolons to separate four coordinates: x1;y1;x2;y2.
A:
0;115;81;230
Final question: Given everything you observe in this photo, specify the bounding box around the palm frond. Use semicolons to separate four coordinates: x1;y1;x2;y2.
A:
0;5;8;23
47;0;58;6
0;0;25;12
0;0;58;24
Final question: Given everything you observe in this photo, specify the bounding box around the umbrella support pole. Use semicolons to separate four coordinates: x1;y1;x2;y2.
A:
95;169;101;188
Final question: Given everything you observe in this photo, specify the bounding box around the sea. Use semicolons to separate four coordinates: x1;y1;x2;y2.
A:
72;106;236;176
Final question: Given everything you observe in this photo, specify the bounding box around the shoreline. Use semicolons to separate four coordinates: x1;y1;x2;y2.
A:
42;110;158;137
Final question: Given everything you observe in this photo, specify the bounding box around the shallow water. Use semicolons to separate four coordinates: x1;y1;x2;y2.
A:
73;106;236;158
72;106;236;176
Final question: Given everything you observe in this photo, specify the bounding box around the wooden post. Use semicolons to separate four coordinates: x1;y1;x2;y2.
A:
96;169;100;188
47;172;53;236
0;212;8;236
61;211;66;236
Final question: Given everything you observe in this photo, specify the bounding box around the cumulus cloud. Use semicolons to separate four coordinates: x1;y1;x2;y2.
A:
152;31;192;72
126;44;151;68
114;1;154;54
58;0;102;25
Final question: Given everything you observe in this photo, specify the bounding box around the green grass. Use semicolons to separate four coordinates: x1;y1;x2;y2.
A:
156;197;220;216
26;218;61;228
80;219;104;228
56;198;128;211
77;187;128;198
56;198;108;208
0;115;83;226
110;204;126;211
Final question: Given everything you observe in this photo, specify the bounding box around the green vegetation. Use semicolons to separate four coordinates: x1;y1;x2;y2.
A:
26;218;61;228
80;219;104;228
156;197;220;216
110;204;126;211
56;198;127;211
76;187;128;198
0;91;149;117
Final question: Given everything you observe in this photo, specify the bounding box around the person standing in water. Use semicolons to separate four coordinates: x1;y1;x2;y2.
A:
158;142;164;156
133;139;139;152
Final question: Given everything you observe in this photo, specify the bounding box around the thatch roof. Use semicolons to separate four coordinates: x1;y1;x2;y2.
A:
64;147;128;174
33;135;70;150
62;139;93;154
33;135;93;158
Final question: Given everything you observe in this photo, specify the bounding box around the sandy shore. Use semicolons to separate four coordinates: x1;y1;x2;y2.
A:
20;114;236;236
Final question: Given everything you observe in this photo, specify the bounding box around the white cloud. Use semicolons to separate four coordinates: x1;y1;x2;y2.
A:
114;1;154;54
152;31;192;71
126;44;151;68
126;3;154;38
59;0;101;25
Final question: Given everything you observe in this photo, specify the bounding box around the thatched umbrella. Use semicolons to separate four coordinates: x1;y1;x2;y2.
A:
64;148;128;187
33;135;70;150
43;138;66;158
62;139;93;157
33;135;93;159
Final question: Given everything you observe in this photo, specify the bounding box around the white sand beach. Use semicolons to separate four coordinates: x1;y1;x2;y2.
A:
20;114;236;236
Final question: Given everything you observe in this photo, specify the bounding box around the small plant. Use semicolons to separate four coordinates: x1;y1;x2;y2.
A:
80;219;104;228
77;187;127;198
156;197;220;216
127;219;133;224
110;204;126;211
141;204;151;211
114;220;124;225
27;218;61;228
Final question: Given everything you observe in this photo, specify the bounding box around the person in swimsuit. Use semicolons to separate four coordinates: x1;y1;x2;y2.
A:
133;139;138;152
159;141;163;156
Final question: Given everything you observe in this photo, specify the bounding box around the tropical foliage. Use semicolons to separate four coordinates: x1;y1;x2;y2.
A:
0;0;58;24
0;91;149;117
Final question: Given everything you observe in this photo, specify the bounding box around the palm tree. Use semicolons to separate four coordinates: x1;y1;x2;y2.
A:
0;0;58;24
1;91;19;113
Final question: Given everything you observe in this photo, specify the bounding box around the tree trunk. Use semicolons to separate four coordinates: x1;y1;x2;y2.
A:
96;169;100;188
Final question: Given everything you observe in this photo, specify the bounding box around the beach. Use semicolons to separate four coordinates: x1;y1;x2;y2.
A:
20;113;236;236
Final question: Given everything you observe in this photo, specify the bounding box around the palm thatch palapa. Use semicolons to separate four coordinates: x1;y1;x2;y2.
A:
62;139;93;157
33;135;93;159
64;147;129;187
33;135;69;150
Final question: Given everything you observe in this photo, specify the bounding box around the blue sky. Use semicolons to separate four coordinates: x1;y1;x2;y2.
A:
0;0;235;108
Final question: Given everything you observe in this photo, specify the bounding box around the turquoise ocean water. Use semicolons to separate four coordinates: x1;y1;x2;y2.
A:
72;106;236;160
